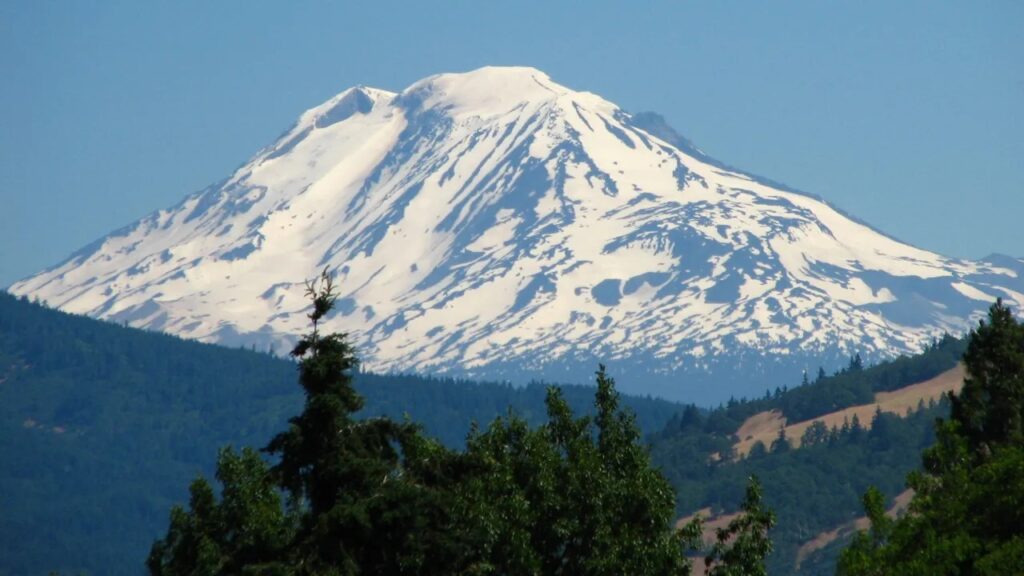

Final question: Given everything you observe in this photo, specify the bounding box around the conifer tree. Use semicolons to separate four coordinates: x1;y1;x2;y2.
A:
839;300;1024;575
951;298;1024;451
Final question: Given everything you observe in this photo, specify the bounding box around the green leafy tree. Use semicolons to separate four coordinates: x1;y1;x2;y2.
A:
703;475;775;576
147;447;293;576
459;366;701;575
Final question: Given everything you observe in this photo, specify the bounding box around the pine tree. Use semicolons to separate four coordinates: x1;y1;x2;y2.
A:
770;427;790;453
263;270;472;574
951;298;1024;451
150;272;473;575
839;300;1024;575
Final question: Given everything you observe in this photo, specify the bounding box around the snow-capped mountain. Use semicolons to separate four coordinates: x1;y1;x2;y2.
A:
11;66;1023;402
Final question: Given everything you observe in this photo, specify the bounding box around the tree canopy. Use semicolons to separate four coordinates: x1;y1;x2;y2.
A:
147;271;750;575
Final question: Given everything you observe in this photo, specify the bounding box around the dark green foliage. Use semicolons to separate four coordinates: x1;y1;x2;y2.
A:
952;299;1024;450
1;277;976;575
146;447;294;576
652;335;964;449
0;291;680;576
774;336;962;422
838;300;1024;575
147;273;478;575
147;275;698;575
458;366;700;575
704;476;775;576
652;402;943;574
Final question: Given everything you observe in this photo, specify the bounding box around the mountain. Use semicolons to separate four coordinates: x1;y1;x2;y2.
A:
0;291;681;576
10;66;1023;401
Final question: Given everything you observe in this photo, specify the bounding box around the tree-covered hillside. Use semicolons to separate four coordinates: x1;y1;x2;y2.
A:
647;336;966;574
0;289;974;575
0;292;680;576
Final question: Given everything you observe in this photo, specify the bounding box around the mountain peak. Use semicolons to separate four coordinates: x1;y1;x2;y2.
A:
398;65;599;118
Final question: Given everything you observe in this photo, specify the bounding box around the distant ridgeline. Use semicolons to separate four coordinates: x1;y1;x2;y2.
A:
0;292;679;576
647;334;966;575
0;290;967;575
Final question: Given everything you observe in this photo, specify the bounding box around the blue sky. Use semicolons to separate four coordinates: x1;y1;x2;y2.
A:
1;1;1021;287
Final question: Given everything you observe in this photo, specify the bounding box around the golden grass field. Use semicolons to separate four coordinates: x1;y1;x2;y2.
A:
676;364;965;572
732;364;965;457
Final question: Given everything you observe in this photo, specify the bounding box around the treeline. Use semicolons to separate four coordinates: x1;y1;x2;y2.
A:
671;335;964;439
647;302;1024;574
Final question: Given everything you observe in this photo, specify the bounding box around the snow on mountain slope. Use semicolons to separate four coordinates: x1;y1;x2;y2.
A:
10;66;1024;402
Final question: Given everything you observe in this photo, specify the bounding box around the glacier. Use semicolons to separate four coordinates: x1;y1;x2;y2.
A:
10;66;1023;402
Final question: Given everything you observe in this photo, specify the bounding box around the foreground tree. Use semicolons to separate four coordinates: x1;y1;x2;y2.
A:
703;476;775;576
261;272;473;575
838;299;1024;575
149;272;473;575
146;447;293;576
149;271;703;575
458;366;703;575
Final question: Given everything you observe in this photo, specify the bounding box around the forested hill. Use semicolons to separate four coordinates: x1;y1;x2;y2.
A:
0;292;681;576
0;290;973;575
647;334;967;574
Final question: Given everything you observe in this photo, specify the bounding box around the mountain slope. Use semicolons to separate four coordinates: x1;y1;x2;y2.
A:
11;66;1023;401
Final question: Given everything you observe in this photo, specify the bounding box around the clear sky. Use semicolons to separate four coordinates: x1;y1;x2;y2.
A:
2;1;1022;288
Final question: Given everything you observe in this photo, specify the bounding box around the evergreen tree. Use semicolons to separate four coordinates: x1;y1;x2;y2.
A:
839;300;1024;575
951;298;1024;451
770;427;790;453
261;270;472;575
150;272;473;575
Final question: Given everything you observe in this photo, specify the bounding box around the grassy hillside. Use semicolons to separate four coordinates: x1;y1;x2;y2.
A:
648;337;967;575
0;292;680;576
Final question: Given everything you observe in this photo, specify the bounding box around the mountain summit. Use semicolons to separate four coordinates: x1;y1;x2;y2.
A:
11;66;1023;401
